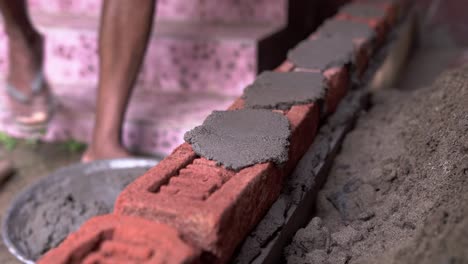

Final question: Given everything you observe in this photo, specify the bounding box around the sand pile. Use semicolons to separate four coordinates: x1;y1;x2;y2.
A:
284;64;468;263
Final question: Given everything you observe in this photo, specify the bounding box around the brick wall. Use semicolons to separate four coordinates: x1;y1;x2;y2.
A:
38;1;408;263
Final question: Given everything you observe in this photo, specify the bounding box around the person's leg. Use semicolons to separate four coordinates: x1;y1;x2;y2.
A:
0;0;51;126
82;0;156;162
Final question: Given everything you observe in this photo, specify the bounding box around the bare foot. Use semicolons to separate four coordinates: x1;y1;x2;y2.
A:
81;143;131;163
5;32;53;127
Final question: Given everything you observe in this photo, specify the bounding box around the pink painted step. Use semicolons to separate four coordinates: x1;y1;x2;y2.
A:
0;13;285;97
0;86;235;156
28;0;288;24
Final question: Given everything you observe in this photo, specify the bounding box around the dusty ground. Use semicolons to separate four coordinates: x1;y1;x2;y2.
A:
284;16;468;264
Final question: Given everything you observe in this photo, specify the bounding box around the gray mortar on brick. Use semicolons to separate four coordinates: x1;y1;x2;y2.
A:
318;19;376;42
184;109;291;171
340;3;386;19
287;36;354;71
243;71;326;110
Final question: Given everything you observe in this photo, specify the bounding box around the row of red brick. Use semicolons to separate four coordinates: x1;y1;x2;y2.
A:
38;1;406;263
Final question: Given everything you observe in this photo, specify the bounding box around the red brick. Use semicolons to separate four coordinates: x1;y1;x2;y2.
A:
274;61;295;72
227;97;245;110
114;102;321;263
158;162;236;200
283;103;321;173
38;214;201;264
323;66;350;114
353;38;372;78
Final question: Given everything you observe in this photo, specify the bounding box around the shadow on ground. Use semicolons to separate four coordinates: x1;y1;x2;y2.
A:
0;140;82;263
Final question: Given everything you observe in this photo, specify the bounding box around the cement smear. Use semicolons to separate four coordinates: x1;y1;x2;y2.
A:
288;37;354;71
318;19;375;41
184;109;290;171
243;71;326;110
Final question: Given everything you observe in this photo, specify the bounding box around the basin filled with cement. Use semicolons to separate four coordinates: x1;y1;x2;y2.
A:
2;158;159;263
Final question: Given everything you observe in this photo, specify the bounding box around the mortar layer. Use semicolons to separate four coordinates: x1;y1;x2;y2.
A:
184;109;291;171
318;19;375;41
288;37;354;71
243;71;326;110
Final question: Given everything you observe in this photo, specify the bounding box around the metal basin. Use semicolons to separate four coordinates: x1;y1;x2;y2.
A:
2;158;160;263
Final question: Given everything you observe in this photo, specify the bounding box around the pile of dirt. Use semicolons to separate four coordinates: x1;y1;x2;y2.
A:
284;64;468;263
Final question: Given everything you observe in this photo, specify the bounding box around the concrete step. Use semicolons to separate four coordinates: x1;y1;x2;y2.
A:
28;0;288;24
0;12;287;97
0;87;236;156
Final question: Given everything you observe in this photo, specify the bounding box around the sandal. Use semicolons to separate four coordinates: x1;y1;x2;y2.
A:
5;71;55;133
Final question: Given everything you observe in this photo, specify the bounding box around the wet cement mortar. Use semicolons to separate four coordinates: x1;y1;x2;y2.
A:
340;3;386;20
243;71;326;110
318;19;375;40
288;36;354;71
14;167;147;260
284;59;468;263
184;109;290;171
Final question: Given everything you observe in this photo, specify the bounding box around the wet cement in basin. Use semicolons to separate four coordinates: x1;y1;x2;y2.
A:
3;159;157;262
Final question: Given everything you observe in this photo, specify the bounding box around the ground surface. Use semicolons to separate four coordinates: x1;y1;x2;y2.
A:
0;142;82;263
284;19;468;264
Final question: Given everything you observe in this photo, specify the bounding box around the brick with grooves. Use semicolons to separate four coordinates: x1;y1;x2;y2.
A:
38;214;201;264
114;100;321;262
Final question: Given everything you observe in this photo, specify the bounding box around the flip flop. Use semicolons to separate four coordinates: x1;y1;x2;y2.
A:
5;71;55;133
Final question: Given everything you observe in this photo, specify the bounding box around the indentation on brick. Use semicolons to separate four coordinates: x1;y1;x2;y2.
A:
37;214;201;264
156;159;236;200
288;36;354;72
243;71;326;110
184;109;291;171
